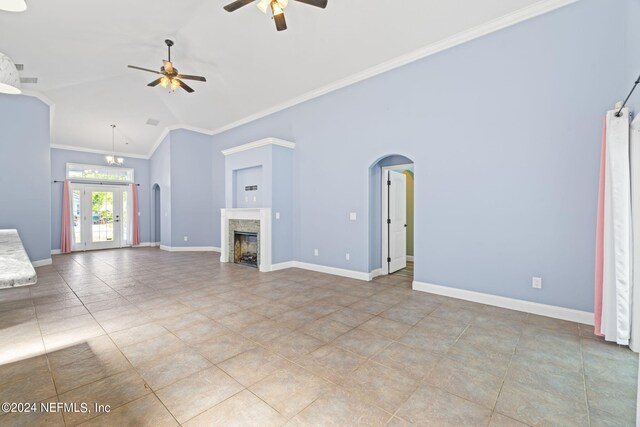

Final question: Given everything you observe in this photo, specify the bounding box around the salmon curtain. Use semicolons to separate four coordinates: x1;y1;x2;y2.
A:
60;180;72;253
594;108;637;347
594;119;606;336
131;183;140;246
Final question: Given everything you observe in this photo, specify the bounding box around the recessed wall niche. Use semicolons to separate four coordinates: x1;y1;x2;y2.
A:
233;165;263;208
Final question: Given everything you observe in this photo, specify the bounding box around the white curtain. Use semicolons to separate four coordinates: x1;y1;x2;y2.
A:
630;114;640;352
599;108;635;347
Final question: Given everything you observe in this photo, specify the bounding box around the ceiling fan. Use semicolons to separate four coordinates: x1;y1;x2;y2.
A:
224;0;328;31
127;40;206;93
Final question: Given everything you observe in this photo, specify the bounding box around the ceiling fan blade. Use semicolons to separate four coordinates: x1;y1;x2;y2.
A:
176;74;207;82
293;0;327;8
128;65;161;74
224;0;256;12
177;79;195;93
274;13;287;31
163;60;174;74
147;78;163;87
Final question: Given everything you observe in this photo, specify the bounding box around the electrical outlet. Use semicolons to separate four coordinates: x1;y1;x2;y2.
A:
349;212;357;221
346;253;350;261
532;277;542;289
184;236;188;242
314;249;319;256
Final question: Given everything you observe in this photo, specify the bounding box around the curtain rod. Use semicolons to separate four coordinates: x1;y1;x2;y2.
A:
53;180;140;186
615;73;640;117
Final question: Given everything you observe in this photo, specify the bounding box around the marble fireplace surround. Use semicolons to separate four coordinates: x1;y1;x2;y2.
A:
220;208;272;272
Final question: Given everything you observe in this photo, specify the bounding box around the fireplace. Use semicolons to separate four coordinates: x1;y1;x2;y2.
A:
234;231;258;267
221;208;271;272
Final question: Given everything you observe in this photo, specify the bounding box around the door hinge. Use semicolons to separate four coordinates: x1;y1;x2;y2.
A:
387;219;391;224
387;257;391;263
387;180;391;186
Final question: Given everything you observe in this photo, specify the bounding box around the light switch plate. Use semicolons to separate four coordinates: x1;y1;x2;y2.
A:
275;212;280;220
350;212;357;221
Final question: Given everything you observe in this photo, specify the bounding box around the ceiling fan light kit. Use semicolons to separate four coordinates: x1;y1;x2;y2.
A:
0;0;26;12
0;52;21;94
127;40;206;94
224;0;327;32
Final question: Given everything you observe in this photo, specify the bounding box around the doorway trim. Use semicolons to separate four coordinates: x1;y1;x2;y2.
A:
381;163;414;275
68;182;132;252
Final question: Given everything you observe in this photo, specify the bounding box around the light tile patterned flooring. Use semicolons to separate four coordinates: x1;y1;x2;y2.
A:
0;248;636;426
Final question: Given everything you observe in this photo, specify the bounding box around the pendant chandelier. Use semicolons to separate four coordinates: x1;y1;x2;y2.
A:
106;124;124;166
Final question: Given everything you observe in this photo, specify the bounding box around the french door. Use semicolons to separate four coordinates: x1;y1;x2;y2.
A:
69;184;131;251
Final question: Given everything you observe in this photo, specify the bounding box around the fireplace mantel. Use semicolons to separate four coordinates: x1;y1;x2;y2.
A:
220;208;272;272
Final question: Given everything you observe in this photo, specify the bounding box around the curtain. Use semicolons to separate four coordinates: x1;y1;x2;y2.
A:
594;119;606;336
631;115;640;352
595;108;634;346
60;180;72;253
131;183;140;246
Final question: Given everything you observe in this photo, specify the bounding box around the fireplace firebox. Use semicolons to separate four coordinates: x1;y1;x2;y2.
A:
234;231;258;267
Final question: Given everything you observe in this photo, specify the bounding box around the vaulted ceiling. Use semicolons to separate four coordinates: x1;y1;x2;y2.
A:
0;0;572;157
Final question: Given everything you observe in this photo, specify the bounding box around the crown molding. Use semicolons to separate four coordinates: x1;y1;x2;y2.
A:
50;144;151;160
221;138;295;156
144;0;578;159
204;0;579;138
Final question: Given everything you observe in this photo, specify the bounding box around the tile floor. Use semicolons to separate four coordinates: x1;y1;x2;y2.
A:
0;248;636;426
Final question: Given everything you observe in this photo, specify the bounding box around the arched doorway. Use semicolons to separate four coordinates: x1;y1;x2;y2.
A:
369;155;415;279
151;184;161;245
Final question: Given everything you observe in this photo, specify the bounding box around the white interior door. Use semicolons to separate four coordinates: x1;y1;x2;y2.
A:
383;170;407;273
69;184;129;251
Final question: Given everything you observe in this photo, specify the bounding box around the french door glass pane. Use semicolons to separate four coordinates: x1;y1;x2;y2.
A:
72;190;82;244
91;191;114;242
122;191;129;242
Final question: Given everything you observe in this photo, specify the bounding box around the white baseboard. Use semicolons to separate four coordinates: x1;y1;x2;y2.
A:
160;245;221;252
271;261;295;271
369;268;384;280
32;258;52;267
407;256;415;262
291;261;370;281
50;249;61;255
149;242;160;247
268;260;377;281
413;280;594;325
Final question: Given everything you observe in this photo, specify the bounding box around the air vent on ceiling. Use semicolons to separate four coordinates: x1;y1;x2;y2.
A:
15;64;24;71
20;77;38;84
146;118;160;126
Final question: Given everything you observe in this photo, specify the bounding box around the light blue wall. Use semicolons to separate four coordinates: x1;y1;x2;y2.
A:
50;148;151;250
234;166;263;208
169;129;215;247
271;146;294;263
149;134;172;247
625;0;640;114
0;95;51;262
224;145;273;209
193;0;626;311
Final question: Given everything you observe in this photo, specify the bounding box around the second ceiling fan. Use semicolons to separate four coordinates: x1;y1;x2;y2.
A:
224;0;328;31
